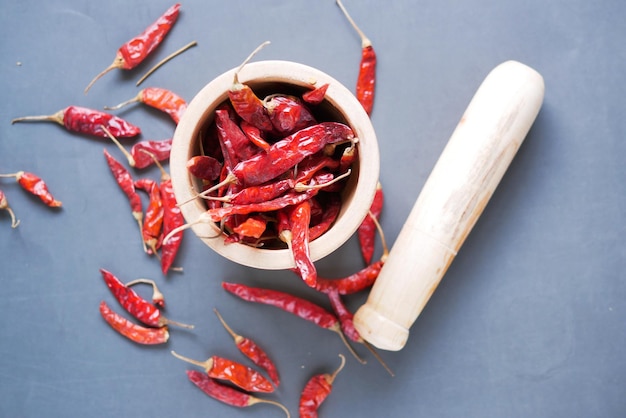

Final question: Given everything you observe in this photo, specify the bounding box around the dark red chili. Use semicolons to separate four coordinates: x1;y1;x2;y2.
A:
101;268;193;329
171;351;274;393
131;138;173;169
186;370;290;417
299;354;346;418
214;308;280;387
309;194;341;241
134;178;164;255
204;178;294;206
84;3;181;93
186;155;222;181
215;108;260;169
288;200;317;288
103;149;144;246
358;181;384;264
240;120;271;151
0;171;62;208
222;282;364;363
314;260;384;295
99;300;169;345
11;106;141;138
302;83;329;105
263;94;317;135
105;87;187;124
0;190;20;228
336;0;377;115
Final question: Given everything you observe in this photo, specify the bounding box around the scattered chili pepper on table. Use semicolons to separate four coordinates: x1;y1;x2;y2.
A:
101;124;173;169
99;300;169;345
125;278;166;308
101;268;193;329
11;106;141;138
314;259;384;295
299;354;346;418
213;308;280;387
186;370;290;418
336;0;377;116
171;350;274;393
358;181;384;265
105;86;187;124
134;178;164;255
0;171;62;207
84;3;182;93
0;190;20;228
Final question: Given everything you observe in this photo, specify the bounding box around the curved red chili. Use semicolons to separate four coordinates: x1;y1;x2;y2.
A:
171;351;274;393
263;94;317;135
0;189;20;228
215;108;260;169
186;155;222;181
99;300;169;345
105;87;187;124
186;370;290;417
125;278;165;309
358;181;384;264
288;200;317;287
214;308;280;387
134;178;164;255
84;3;181;93
131;138;173;169
314;260;383;295
309;195;341;241
299;354;346;418
0;171;62;208
302;83;329;105
11;106;141;138
160;177;185;275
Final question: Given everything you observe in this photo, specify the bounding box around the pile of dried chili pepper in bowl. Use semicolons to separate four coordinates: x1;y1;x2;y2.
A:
169;57;380;271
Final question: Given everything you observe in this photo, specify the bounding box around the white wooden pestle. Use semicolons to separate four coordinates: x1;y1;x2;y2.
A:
353;60;545;351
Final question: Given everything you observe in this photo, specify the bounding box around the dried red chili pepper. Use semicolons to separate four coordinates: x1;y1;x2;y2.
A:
171;351;274;393
186;155;222;181
263;94;317;135
302;83;329;105
299;354;346;418
0;190;20;228
228;41;274;132
294;154;340;185
11;106;141;138
314;260;384;295
309;195;341;241
204;178;295;206
125;278;165;308
232;215;267;240
213;308;280;386
84;3;181;93
215;108;260;169
99;301;169;345
222;282;365;363
103;149;144;248
0;171;62;207
105;87;187;124
240;120;271;151
287;200;317;287
132;139;173;169
336;0;377;115
186;370;290;417
358;180;384;264
135;178;164;255
101;269;193;329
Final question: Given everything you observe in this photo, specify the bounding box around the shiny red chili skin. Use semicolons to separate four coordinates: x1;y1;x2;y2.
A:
358;181;383;264
264;94;317;135
228;84;274;133
103;149;143;218
289;200;317;287
215;108;260;169
99;301;169;345
131;138;173;169
314;260;383;295
231;122;354;186
299;374;333;418
135;178;163;254
160;178;184;275
302;83;329;105
118;3;181;69
186;155;222;181
68;106;141;138
139;87;187;124
14;171;62;207
327;289;360;342
357;45;377;115
309;195;341;241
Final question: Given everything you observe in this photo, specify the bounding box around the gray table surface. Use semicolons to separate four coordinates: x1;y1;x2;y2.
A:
1;1;624;417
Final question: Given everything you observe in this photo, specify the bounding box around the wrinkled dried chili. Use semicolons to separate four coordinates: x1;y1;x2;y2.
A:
99;300;169;345
11;106;141;138
125;278;165;308
358;181;384;264
105;87;187;124
302;83;329;105
314;260;384;295
213;308;280;386
84;3;181;93
0;171;62;207
0;190;20;228
171;351;274;393
134;178;164;255
287;200;317;287
263;94;317;136
101;268;193;329
299;354;346;418
186;370;290;417
186;155;222;181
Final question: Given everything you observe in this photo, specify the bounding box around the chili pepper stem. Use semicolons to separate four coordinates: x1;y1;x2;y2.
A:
369;208;389;261
104;96;141;112
247;397;291;418
336;0;372;48
0;172;22;179
100;125;136;167
84;55;125;94
171;350;213;370
361;339;395;377
328;354;347;384
178;173;237;206
162;212;221;245
0;193;20;228
136;40;198;86
213;308;243;343
331;323;366;364
232;41;271;87
294;169;351;192
163;318;195;329
138;149;171;181
10;110;64;126
125;278;165;306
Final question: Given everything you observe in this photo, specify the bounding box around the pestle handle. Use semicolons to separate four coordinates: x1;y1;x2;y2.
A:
353;60;545;351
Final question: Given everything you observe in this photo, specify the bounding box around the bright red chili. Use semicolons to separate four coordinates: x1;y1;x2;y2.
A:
0;190;20;228
240;120;271;151
134;178;164;255
131;138;173;169
101;268;193;329
186;370;290;417
105;87;187;124
84;3;181;93
358;181;384;265
125;278;165;309
103;149;144;246
336;0;377;115
215;108;260;169
0;171;62;207
288;200;317;288
309;195;341;241
314;260;384;295
99;300;169;345
204;178;295;206
263;94;317;135
232;215;267;240
214;308;280;387
160;175;185;275
171;351;274;393
11;106;141;138
186;155;222;181
299;354;346;418
302;83;329;105
222;282;364;363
